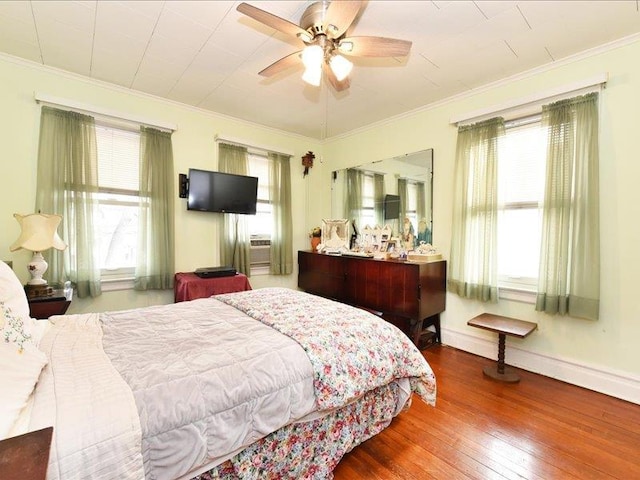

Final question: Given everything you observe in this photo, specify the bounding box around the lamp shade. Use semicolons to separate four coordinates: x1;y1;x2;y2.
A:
10;213;67;253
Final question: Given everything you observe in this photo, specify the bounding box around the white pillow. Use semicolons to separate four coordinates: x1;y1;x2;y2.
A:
0;260;30;319
0;341;48;439
0;261;44;345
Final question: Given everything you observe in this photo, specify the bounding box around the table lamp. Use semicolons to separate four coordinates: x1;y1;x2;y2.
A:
9;213;67;297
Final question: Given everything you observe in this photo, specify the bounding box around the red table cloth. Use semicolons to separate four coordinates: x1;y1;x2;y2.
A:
174;272;252;302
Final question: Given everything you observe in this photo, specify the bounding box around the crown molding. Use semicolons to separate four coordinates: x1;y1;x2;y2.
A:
326;32;640;143
0;51;317;144
2;29;639;145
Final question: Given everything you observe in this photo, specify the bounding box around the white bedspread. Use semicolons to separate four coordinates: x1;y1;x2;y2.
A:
100;298;316;480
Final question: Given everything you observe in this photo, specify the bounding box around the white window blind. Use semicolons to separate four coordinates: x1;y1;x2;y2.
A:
94;124;141;272
95;124;140;193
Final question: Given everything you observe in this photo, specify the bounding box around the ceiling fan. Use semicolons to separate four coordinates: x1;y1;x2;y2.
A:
236;1;412;91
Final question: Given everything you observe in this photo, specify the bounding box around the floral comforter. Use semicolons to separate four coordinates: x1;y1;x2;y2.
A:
215;288;436;410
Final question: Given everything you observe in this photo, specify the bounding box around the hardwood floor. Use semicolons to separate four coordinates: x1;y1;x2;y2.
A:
333;345;640;480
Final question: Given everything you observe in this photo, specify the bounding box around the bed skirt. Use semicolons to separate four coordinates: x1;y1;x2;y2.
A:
194;381;407;480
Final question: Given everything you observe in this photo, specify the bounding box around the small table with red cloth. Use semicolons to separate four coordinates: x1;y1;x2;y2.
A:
174;272;252;302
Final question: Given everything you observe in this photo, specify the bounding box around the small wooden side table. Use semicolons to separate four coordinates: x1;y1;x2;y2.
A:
467;313;537;383
28;288;73;319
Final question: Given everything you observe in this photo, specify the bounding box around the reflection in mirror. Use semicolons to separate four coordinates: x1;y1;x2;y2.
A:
331;149;433;251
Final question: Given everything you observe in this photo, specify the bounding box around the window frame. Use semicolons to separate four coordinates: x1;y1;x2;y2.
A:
359;172;377;227
247;151;273;275
496;115;546;300
93;121;142;288
404;180;420;232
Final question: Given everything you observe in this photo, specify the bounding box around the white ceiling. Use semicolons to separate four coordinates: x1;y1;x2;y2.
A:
1;1;639;139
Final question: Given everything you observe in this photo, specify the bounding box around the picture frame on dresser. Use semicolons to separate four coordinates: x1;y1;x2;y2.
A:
320;219;349;252
383;239;397;253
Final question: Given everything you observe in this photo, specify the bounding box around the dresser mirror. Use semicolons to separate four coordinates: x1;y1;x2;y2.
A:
331;148;433;250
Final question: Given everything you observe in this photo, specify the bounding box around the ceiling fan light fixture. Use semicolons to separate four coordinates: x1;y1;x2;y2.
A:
329;54;353;81
237;1;409;92
338;41;354;54
301;44;323;69
302;66;322;86
297;31;313;43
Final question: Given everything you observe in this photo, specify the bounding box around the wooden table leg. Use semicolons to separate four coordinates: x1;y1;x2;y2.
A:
482;332;521;383
497;332;506;374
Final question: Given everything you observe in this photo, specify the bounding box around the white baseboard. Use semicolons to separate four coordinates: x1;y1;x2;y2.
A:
441;327;640;405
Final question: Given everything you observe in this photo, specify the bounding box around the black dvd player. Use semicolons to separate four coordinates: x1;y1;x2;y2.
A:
194;266;237;278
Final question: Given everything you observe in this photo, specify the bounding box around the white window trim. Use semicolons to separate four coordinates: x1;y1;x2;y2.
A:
251;265;271;276
100;267;135;291
101;277;135;292
450;73;607;125
499;285;537;304
35;93;176;132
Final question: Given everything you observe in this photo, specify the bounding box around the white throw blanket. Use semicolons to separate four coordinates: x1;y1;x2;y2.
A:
29;314;145;480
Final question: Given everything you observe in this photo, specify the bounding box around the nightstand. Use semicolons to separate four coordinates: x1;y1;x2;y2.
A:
0;426;53;480
28;288;73;319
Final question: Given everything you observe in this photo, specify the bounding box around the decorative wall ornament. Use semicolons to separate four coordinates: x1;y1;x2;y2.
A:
302;151;315;177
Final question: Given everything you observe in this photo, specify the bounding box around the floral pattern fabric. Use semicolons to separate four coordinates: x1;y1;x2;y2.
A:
195;381;404;480
0;301;33;352
215;288;436;409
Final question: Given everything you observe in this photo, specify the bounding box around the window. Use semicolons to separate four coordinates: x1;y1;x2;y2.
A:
94;123;141;280
404;181;419;231
248;152;272;272
496;117;547;291
359;173;377;227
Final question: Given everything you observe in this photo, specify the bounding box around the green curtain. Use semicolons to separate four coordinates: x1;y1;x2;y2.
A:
218;143;251;275
448;117;504;302
35;106;101;298
346;169;364;228
268;152;293;275
536;93;600;320
416;181;426;222
373;173;385;226
134;127;175;290
398;178;408;226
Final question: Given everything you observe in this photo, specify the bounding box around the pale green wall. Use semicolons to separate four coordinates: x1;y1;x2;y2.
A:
2;37;639;387
0;55;321;313
319;39;640;380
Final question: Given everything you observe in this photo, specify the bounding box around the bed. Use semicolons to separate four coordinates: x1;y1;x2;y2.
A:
0;261;436;480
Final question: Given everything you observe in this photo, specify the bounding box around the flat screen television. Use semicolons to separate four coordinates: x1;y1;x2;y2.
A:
384;194;400;220
187;168;258;215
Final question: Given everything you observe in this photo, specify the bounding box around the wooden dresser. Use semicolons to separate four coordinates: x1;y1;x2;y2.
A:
298;251;446;347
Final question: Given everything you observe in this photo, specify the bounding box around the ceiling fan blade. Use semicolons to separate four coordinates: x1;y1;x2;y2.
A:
323;0;364;39
237;3;311;41
338;36;412;57
259;51;302;77
323;62;350;92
